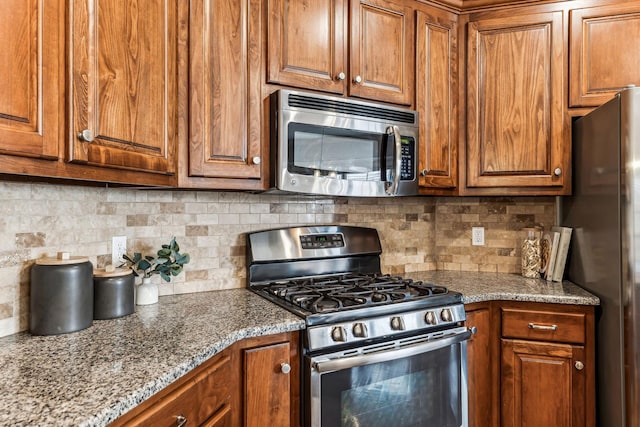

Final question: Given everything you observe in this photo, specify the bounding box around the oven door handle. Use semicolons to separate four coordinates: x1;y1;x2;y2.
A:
312;327;472;373
385;125;402;196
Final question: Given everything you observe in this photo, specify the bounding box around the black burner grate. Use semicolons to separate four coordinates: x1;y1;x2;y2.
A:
261;273;448;314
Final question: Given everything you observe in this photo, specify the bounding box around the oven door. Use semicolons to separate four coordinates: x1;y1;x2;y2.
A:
306;327;471;427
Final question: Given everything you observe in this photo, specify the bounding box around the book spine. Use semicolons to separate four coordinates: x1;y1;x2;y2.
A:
552;228;573;282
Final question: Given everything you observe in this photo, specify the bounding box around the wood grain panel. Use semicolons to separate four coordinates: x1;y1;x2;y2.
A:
416;7;457;189
244;342;291;427
501;339;575;427
69;0;176;174
502;307;586;344
267;0;347;94
189;0;262;179
570;3;640;107
466;11;566;189
465;304;494;427
349;0;414;105
0;0;60;159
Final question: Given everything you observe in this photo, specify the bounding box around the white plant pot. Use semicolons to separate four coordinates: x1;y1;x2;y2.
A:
136;277;159;305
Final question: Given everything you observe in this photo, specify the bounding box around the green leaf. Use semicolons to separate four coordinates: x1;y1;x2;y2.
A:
160;271;171;282
157;248;171;257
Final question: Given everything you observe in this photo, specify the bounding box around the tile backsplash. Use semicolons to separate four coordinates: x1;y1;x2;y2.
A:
0;181;555;337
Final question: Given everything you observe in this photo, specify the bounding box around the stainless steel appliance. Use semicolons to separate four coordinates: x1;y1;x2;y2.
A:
247;225;472;427
562;86;640;426
269;89;419;197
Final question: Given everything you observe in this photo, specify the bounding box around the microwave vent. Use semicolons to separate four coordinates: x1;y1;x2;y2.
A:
287;93;416;124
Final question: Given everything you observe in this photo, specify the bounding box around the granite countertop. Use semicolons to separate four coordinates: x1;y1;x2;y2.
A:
0;289;305;427
0;272;599;427
404;270;600;306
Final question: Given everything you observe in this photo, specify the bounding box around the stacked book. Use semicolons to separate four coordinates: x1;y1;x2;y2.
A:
540;226;573;282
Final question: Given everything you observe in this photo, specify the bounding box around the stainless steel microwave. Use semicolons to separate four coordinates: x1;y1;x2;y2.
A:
269;89;419;197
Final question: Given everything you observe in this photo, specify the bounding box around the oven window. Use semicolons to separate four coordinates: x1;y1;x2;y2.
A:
319;345;463;427
288;123;388;181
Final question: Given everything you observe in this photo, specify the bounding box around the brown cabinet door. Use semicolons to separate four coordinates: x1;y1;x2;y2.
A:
0;0;61;159
267;0;347;94
570;3;640;107
466;11;567;191
349;0;414;105
188;0;262;180
501;339;588;427
244;342;292;427
69;0;177;175
466;305;494;427
416;7;457;189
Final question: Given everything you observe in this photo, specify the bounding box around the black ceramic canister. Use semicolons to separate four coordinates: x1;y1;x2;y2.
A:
30;253;94;335
93;267;134;320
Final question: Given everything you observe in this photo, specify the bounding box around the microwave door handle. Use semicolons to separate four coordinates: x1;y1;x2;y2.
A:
385;125;402;195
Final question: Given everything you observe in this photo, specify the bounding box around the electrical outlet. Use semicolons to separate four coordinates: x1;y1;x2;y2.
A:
472;227;485;246
112;236;127;266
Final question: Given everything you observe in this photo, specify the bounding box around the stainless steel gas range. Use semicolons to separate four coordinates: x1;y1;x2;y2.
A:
246;225;472;427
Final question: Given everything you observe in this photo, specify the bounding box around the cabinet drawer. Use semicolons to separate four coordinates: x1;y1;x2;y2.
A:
501;308;586;344
120;351;232;426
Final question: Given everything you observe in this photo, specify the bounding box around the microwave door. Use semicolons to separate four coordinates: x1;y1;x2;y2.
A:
385;125;401;195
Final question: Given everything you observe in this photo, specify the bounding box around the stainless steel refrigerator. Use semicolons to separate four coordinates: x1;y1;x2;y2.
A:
562;86;640;426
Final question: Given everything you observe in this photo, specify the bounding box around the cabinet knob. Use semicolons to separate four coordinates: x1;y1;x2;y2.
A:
575;361;584;371
252;156;261;165
420;169;428;177
175;414;187;427
280;362;291;374
336;72;346;81
77;129;94;143
554;167;562;176
353;75;362;84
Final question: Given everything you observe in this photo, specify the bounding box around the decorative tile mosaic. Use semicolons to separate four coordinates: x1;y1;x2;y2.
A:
0;181;555;337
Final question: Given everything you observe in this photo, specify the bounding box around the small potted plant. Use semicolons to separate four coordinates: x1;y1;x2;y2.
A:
122;237;190;305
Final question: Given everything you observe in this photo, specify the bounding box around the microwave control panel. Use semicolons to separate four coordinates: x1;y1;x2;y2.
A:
400;137;415;181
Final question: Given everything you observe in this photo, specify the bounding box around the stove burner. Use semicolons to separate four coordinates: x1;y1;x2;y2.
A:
260;273;448;314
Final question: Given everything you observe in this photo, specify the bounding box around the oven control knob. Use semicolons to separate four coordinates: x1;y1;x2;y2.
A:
425;311;437;325
441;308;453;322
331;326;347;342
352;323;368;338
390;316;405;331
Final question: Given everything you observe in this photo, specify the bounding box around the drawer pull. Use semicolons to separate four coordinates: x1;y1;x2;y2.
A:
575;361;584;371
176;414;187;427
528;323;558;331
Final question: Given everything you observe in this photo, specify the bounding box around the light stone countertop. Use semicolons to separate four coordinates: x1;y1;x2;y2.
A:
0;273;598;427
404;270;600;306
0;289;305;427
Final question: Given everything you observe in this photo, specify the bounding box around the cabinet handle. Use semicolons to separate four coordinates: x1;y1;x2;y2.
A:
176;414;187;427
528;323;558;331
554;167;562;176
77;129;94;143
280;362;291;374
252;156;261;165
420;169;428;177
336;72;346;81
353;75;362;84
575;361;584;371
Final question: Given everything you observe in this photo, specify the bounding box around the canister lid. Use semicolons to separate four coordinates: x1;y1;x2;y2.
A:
93;265;133;278
35;252;90;266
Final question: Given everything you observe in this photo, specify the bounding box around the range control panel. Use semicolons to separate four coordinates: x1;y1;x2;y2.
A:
300;233;345;249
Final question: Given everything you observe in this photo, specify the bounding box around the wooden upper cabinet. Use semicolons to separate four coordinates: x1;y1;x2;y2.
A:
350;0;414;105
267;0;348;94
68;0;177;175
0;0;61;160
569;2;640;108
187;0;262;182
466;10;567;192
416;6;457;189
267;0;413;105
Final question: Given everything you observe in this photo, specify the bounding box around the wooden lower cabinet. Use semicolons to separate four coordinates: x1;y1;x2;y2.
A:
465;302;497;427
466;301;595;427
110;331;299;427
